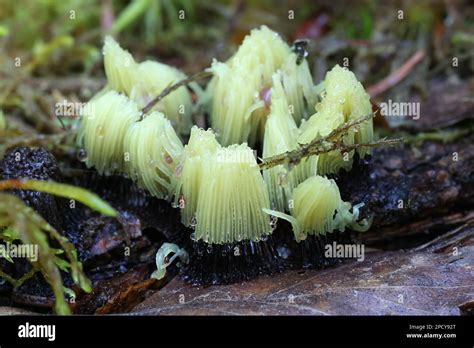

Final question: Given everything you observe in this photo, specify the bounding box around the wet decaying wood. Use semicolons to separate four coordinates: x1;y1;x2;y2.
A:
132;222;474;315
338;77;474;247
65;171;192;247
0;151;185;311
339;133;474;246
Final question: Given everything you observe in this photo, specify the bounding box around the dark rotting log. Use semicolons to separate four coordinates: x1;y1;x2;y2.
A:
338;133;474;245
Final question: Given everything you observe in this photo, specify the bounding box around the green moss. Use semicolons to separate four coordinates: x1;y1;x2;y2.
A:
0;179;118;314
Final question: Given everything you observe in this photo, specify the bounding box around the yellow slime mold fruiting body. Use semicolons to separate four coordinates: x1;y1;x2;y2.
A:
195;144;272;244
262;72;317;212
103;36;195;136
173;129;272;245
76;90;140;175
264;176;371;242
298;65;374;175
172;126;221;226
103;36;138;96
207;25;316;146
123;112;183;200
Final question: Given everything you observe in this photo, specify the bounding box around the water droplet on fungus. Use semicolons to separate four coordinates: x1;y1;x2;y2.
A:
269;215;278;231
174;164;183;177
77;148;88;162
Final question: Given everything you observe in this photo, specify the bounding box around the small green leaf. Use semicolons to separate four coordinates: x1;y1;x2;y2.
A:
0;179;111;314
0;179;117;217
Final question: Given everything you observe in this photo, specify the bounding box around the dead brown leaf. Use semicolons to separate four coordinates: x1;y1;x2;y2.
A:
132;223;474;315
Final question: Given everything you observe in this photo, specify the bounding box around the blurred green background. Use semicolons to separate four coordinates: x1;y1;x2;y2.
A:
1;0;473;133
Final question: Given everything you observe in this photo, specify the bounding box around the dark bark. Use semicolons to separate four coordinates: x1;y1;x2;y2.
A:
338;133;474;245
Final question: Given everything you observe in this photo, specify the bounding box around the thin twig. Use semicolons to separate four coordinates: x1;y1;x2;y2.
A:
324;113;374;142
141;70;212;116
259;114;403;170
367;48;426;98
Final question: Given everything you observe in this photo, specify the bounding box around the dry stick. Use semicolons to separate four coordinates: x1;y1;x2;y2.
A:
141;70;213;117
367;48;426;98
259;113;403;170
